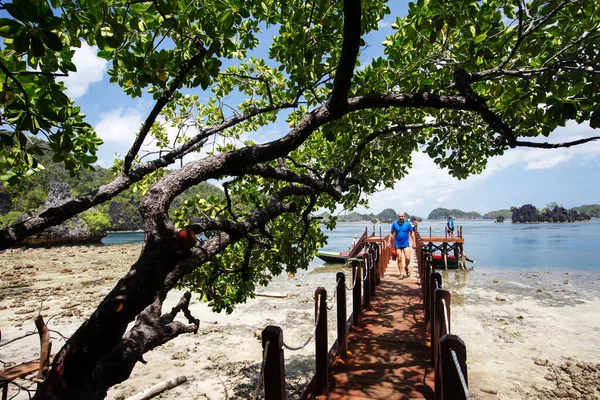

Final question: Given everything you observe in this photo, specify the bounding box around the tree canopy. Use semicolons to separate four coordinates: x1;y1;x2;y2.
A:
0;0;599;398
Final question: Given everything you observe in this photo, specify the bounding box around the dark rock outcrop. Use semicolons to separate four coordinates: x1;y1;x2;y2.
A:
540;206;590;222
512;204;539;223
512;204;590;223
0;192;10;215
22;182;105;246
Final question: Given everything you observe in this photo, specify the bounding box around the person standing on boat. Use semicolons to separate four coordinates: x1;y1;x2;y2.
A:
447;216;455;238
351;235;357;249
389;212;415;278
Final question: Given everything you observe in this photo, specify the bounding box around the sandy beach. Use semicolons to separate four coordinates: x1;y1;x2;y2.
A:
1;244;600;399
451;268;600;399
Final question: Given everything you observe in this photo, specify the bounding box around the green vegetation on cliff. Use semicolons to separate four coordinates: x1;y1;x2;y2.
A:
570;204;600;218
0;145;224;231
483;209;513;219
427;208;482;220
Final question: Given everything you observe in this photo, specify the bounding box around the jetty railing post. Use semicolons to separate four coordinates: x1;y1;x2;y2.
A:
440;335;468;400
262;326;286;400
336;272;347;359
363;256;371;310
433;288;451;395
369;247;376;298
429;272;443;362
375;244;381;284
423;260;434;326
314;287;328;397
352;261;362;326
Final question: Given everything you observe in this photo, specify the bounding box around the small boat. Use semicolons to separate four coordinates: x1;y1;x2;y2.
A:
430;254;475;268
316;251;362;264
431;253;459;269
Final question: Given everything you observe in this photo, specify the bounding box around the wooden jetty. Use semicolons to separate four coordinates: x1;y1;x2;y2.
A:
417;226;467;270
258;228;469;400
327;260;435;399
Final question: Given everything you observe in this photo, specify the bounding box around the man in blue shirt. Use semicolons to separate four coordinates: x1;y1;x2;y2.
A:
447;216;455;238
389;212;415;278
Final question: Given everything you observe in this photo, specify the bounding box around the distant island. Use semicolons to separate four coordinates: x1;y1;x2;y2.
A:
427;208;482;220
317;203;598;224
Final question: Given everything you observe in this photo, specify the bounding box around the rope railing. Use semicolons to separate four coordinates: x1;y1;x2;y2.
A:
451;348;471;400
326;279;341;310
441;298;450;335
425;260;470;400
281;294;321;351
428;226;446;233
260;238;382;399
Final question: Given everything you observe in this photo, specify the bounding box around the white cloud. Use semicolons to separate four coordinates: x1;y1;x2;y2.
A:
95;108;144;145
377;19;393;29
355;121;600;216
58;43;107;99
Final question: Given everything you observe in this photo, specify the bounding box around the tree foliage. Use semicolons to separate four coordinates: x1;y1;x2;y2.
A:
0;0;599;398
570;204;600;218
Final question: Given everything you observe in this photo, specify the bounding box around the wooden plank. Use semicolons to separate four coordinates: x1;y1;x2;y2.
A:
0;355;54;384
328;259;434;399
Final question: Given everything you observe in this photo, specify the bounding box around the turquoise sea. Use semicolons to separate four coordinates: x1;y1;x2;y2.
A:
102;218;600;271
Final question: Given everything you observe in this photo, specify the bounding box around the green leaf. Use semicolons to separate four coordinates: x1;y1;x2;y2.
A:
0;18;23;37
30;33;45;57
40;30;63;51
474;33;487;43
13;29;30;53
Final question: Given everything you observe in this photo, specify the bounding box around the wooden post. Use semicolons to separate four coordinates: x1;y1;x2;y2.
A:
429;272;443;362
314;287;328;397
262;326;286;400
363;256;371;310
433;288;451;386
352;261;362;326
369;249;376;298
336;272;347;359
423;261;434;326
443;242;448;270
460;243;466;269
375;244;381;284
439;335;469;400
452;243;459;270
429;226;432;238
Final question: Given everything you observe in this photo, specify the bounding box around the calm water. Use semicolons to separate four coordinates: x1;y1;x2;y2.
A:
102;218;600;271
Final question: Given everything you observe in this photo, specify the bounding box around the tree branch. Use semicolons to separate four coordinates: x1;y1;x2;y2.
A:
515;136;600;149
454;68;516;147
328;0;361;112
122;41;208;174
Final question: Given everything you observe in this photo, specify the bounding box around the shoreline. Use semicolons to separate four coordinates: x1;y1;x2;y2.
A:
2;246;600;399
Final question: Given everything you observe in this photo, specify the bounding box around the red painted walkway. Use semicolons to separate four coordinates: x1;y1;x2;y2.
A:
328;261;435;399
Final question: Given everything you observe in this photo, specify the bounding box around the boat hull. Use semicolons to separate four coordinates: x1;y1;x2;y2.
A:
431;254;460;269
316;251;363;264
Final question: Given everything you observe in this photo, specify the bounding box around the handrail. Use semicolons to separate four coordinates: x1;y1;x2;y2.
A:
451;348;471;399
348;228;368;258
261;239;382;400
260;234;469;400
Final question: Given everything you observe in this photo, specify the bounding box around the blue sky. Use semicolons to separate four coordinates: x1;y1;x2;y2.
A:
56;1;599;218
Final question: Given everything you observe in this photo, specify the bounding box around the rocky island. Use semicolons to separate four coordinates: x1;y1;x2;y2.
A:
511;204;591;223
